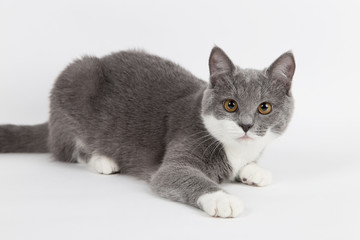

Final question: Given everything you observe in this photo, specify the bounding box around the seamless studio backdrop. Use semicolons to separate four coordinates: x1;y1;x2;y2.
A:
0;1;359;240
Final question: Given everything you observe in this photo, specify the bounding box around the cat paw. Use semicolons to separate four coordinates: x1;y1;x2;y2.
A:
88;154;120;175
238;162;272;187
197;191;244;218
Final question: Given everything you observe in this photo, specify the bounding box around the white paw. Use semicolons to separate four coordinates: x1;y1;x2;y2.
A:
238;162;272;187
197;191;244;218
88;154;120;175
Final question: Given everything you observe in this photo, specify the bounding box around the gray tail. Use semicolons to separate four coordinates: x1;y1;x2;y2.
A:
0;123;49;153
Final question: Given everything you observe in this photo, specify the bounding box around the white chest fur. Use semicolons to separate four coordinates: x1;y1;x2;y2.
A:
223;141;266;180
201;114;278;180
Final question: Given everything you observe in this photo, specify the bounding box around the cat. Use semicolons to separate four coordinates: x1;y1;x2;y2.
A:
0;46;295;218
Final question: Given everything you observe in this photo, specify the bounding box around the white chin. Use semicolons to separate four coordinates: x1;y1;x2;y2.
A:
246;132;262;139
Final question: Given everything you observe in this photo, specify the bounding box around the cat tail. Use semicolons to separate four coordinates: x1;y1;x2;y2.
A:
0;123;49;153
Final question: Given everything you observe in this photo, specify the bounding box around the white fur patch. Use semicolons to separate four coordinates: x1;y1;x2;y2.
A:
238;162;272;186
88;154;120;175
197;191;243;218
202;114;278;180
75;138;87;164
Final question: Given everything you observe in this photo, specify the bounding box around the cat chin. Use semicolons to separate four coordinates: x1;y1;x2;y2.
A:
231;130;278;146
243;132;266;141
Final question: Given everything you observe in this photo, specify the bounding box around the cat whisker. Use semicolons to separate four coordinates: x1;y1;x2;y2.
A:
187;128;225;140
188;135;216;157
187;130;213;138
201;139;220;161
209;141;223;163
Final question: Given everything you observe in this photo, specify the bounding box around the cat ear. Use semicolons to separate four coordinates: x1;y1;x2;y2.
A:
209;46;235;86
267;51;296;91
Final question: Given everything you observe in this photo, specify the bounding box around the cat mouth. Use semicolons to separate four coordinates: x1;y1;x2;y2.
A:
236;135;253;141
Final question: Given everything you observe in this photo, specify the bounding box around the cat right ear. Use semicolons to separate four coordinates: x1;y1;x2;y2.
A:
209;46;235;87
267;51;296;92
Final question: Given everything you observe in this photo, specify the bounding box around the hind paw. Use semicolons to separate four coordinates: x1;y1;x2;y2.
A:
88;155;120;174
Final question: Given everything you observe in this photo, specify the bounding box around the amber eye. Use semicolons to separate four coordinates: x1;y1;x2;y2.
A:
224;99;238;112
258;102;272;115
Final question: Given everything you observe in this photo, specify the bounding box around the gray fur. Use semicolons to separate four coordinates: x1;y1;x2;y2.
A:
0;123;48;153
0;47;295;210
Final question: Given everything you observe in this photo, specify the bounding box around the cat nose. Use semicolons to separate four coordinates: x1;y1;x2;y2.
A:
239;124;253;133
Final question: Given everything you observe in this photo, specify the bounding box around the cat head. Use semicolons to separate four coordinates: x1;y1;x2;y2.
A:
201;46;295;146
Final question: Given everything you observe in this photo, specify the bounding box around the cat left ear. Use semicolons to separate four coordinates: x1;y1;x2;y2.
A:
267;51;296;92
209;46;235;87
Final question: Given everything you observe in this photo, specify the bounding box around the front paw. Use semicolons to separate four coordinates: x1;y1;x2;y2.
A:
197;191;244;218
238;163;272;187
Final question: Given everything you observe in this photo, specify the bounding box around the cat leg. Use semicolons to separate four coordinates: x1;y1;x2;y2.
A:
237;162;272;187
151;164;243;218
49;128;77;163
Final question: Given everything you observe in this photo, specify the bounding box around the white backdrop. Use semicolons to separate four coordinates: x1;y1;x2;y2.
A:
1;0;359;240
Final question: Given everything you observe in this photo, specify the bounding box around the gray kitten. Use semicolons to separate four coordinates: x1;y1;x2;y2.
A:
0;47;295;217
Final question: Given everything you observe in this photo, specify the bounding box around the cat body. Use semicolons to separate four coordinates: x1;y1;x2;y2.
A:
49;50;209;181
0;47;295;217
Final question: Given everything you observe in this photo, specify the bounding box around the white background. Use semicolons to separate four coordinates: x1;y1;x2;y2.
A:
1;0;359;239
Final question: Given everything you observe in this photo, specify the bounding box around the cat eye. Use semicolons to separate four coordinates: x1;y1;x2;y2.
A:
258;102;272;115
224;99;238;112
